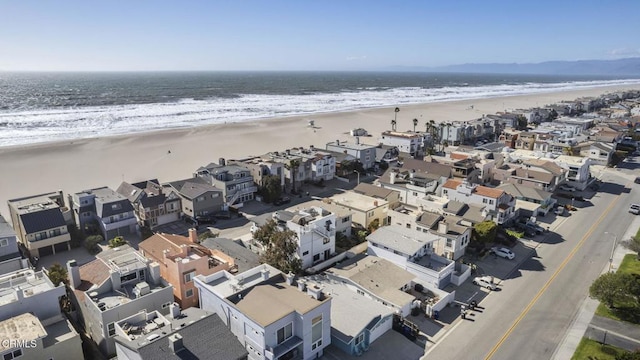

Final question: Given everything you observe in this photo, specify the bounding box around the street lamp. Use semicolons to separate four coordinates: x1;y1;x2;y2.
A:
604;231;618;272
354;170;360;185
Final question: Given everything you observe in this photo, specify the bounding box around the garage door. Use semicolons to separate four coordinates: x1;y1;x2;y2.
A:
37;246;54;257
54;242;69;253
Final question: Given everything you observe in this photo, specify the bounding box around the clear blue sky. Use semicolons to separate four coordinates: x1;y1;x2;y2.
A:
1;0;639;71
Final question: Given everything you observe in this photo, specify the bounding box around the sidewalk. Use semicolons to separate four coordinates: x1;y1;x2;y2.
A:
552;214;640;359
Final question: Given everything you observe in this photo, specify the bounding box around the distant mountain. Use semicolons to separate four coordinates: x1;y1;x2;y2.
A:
387;58;640;76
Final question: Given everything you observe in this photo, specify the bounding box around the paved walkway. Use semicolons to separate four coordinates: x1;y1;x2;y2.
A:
552;214;640;359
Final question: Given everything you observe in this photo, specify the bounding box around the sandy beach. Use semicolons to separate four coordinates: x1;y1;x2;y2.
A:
1;84;640;218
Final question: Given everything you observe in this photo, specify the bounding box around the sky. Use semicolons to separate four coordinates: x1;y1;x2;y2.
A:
1;0;639;72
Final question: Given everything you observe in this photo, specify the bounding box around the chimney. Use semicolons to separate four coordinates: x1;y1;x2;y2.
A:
219;158;226;166
285;272;295;286
310;144;315;151
67;260;81;289
168;333;184;353
336;140;340;146
355;136;360;145
390;171;396;184
410;169;415;179
169;302;181;319
297;279;307;292
261;266;270;281
188;228;198;243
307;285;323;300
438;220;449;234
373;200;378;207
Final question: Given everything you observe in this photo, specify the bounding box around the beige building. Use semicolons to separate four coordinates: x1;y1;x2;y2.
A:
328;191;389;229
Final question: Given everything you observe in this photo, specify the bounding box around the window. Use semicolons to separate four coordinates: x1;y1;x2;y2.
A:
276;323;293;344
107;322;116;337
183;271;196;283
197;196;205;202
342;217;349;223
413;192;418;196
482;198;487;204
311;315;322;350
355;333;365;346
489;199;494;205
323;238;330;244
49;229;61;237
186;289;194;298
0;239;7;247
3;349;22;360
35;232;47;241
357;289;365;296
313;254;320;262
302;251;309;256
120;272;137;283
406;223;411;229
111;203;122;211
162;302;172;309
446;239;453;248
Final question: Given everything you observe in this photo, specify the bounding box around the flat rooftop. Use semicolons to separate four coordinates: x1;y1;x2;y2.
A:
305;274;393;342
0;269;58;307
0;313;46;350
367;225;441;256
286;200;352;218
8;192;63;214
330;191;388;212
231;274;330;327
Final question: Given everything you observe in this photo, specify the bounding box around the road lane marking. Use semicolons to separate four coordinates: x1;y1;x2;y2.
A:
484;191;623;360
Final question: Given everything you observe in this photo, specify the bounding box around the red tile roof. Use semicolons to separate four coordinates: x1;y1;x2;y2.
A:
442;179;463;189
473;186;504;199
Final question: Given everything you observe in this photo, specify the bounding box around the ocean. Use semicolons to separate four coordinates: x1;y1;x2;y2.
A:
0;71;639;147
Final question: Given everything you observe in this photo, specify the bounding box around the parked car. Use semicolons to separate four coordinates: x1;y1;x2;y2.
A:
273;196;291;206
490;247;515;260
635;176;640;184
557;184;575;192
555;206;565;216
630;204;640;215
473;276;497;290
195;215;216;224
514;223;537;237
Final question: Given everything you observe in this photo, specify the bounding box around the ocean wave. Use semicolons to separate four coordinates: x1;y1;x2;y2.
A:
0;78;639;147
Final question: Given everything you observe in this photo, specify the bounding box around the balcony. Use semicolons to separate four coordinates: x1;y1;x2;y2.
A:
265;336;303;360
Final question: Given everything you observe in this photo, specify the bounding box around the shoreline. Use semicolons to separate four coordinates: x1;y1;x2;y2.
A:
1;83;640;218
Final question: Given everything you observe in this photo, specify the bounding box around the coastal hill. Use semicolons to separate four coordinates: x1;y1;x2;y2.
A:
388;57;640;76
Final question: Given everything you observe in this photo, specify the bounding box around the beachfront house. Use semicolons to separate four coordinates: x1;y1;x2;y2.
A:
0;267;83;360
113;306;247;360
7;190;73;258
194;159;257;207
442;179;516;225
69;187;138;241
67;245;175;357
379;130;426;157
163;176;225;220
0;215;28;273
116;179;182;229
229;155;286;191
325;139;377;170
195;264;332;360
138;229;238;309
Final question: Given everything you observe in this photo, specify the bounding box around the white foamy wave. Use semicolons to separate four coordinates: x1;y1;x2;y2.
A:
0;78;638;147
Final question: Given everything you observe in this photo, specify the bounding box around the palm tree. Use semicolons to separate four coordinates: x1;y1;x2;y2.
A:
394;107;400;123
391;119;397;131
286;159;301;193
412;118;418;132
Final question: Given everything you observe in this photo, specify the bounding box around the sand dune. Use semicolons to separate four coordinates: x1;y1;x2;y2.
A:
1;84;639;218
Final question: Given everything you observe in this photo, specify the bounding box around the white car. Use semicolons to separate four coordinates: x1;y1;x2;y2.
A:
473;276;497;290
557;184;575;192
555;206;565;216
490;247;515;260
630;204;640;215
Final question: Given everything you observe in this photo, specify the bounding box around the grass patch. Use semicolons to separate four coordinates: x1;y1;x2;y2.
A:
618;254;640;275
506;229;524;239
571;337;626;360
595;254;640;323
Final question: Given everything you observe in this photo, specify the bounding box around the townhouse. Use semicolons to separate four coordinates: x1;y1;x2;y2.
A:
325;139;377;170
116;179;181;229
69;187;137;240
7;190;72;258
163;177;225;220
442;179;516;225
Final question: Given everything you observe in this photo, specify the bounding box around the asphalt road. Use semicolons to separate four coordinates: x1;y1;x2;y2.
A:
424;170;640;360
